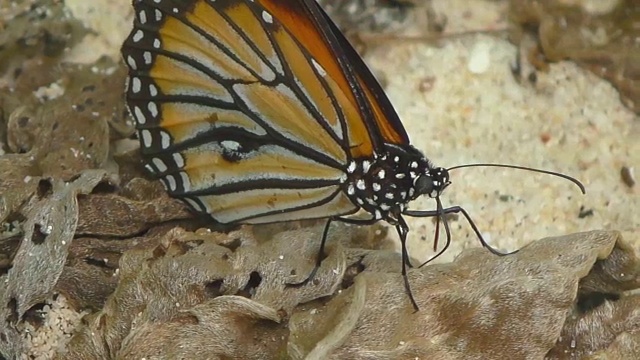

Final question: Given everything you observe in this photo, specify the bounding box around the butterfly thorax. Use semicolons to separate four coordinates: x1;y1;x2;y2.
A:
344;143;450;225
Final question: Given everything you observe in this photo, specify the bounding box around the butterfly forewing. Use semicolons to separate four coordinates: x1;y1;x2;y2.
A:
316;6;410;146
256;0;378;158
124;0;406;223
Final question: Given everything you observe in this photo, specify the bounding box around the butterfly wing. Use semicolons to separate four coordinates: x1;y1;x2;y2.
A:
316;4;410;146
122;0;354;224
122;0;408;224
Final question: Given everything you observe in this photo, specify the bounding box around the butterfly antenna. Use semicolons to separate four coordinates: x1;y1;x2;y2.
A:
447;163;586;194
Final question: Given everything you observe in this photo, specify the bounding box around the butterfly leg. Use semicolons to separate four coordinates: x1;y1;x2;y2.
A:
395;216;420;311
335;216;416;267
336;215;420;311
287;217;334;287
287;216;379;288
404;205;516;257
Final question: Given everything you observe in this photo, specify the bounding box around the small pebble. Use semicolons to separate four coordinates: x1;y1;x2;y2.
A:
620;166;635;188
468;42;491;74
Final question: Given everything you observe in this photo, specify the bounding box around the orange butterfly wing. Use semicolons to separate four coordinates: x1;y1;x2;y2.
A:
122;0;366;223
122;0;411;224
316;3;410;146
259;0;410;154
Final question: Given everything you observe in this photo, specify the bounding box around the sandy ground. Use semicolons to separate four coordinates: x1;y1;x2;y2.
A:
363;0;639;264
370;35;639;264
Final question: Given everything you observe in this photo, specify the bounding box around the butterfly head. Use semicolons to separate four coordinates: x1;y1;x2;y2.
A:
413;167;451;199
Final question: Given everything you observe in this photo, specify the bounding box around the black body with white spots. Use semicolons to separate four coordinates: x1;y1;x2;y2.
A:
344;143;450;225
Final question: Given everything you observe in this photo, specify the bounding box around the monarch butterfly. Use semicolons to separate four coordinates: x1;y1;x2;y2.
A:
122;0;584;310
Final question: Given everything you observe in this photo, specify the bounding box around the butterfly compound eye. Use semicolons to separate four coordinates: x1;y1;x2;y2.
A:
432;167;451;195
415;167;450;198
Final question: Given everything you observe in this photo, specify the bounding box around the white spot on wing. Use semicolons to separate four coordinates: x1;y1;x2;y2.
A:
148;102;158;117
140;130;152;147
139;10;147;24
262;11;273;23
133;106;146;124
132;30;143;42
312;59;326;77
180;172;191;191
131;77;141;93
221;140;241;151
144;51;152;65
173;153;185;168
127;56;137;70
152;158;168;172
165;174;177;191
160;131;171;149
